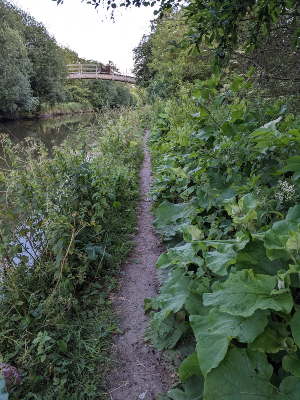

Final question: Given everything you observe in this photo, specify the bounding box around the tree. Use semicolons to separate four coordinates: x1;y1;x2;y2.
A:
21;14;67;106
133;9;212;100
89;80;136;109
232;15;300;97
0;20;37;116
133;34;157;87
65;0;300;62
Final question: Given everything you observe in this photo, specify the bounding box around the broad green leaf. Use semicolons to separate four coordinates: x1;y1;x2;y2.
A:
179;351;202;382
235;240;288;275
204;348;275;399
278;162;300;174
185;278;210;316
156;253;172;269
248;327;289;353
282;354;300;377
264;205;300;260
197;171;235;209
151;267;186;311
231;74;244;91
165;376;204;400
57;340;68;353
212;96;225;110
191;309;268;375
152;276;193;322
180;225;204;242
191;313;230;375
152;200;189;236
286;232;300;251
290;309;300;347
157;242;203;270
208;308;268;343
144;312;190;351
224;194;258;224
276;376;300;399
182;376;204;400
200;235;249;253
203;269;294;317
195;125;216;141
204;244;236;276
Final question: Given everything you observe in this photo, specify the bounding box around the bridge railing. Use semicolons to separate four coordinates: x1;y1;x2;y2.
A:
67;64;111;75
66;64;135;83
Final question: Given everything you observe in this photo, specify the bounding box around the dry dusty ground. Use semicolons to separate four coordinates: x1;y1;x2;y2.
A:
106;130;167;400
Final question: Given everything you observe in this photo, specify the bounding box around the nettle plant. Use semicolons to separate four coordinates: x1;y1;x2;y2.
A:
145;71;300;398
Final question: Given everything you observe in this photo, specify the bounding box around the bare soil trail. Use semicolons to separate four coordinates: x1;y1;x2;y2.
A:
106;130;167;400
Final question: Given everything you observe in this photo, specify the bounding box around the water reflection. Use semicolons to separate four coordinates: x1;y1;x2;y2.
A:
0;113;94;157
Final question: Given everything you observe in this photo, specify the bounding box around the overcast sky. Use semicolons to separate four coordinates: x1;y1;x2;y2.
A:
10;0;156;74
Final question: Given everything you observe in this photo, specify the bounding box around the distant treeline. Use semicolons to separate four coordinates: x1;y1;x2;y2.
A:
0;0;136;119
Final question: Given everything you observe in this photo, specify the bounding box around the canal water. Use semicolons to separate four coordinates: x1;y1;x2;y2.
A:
0;113;94;156
0;113;95;268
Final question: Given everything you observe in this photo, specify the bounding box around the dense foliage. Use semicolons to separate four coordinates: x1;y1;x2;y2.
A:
76;0;300;63
133;9;212;101
0;0;67;117
144;69;300;398
64;79;137;111
0;0;136;119
0;107;151;399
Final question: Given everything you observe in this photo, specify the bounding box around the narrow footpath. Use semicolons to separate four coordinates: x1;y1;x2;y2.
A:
106;130;167;400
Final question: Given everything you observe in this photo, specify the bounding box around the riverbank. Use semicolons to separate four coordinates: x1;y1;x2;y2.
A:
0;107;151;399
0;102;94;122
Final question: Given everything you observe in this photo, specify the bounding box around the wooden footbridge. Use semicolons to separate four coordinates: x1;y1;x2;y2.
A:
67;64;135;84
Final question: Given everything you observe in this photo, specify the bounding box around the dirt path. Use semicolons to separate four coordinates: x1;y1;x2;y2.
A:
106;130;166;400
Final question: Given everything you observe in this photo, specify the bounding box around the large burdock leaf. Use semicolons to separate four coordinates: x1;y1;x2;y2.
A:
204;348;275;399
184;278;210;316
248;327;289;353
156;242;204;270
235;240;288;275
290;309;300;347
203;269;294;317
152;200;189;237
190;313;230;375
282;354;300;377
190;309;268;375
275;376;300;399
164;376;204;400
204;244;236;276
224;193;258;225
179;351;202;382
201;236;249;276
264;204;300;260
152;276;193;322
208;308;268;343
196;171;235;210
144;312;190;351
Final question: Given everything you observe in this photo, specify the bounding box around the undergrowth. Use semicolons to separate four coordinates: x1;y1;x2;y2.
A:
145;70;300;399
0;106;151;399
39;100;93;116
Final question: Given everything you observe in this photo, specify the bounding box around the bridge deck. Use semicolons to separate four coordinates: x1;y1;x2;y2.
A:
67;73;135;83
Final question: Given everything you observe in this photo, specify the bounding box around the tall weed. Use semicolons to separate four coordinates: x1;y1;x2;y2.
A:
0;107;149;399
